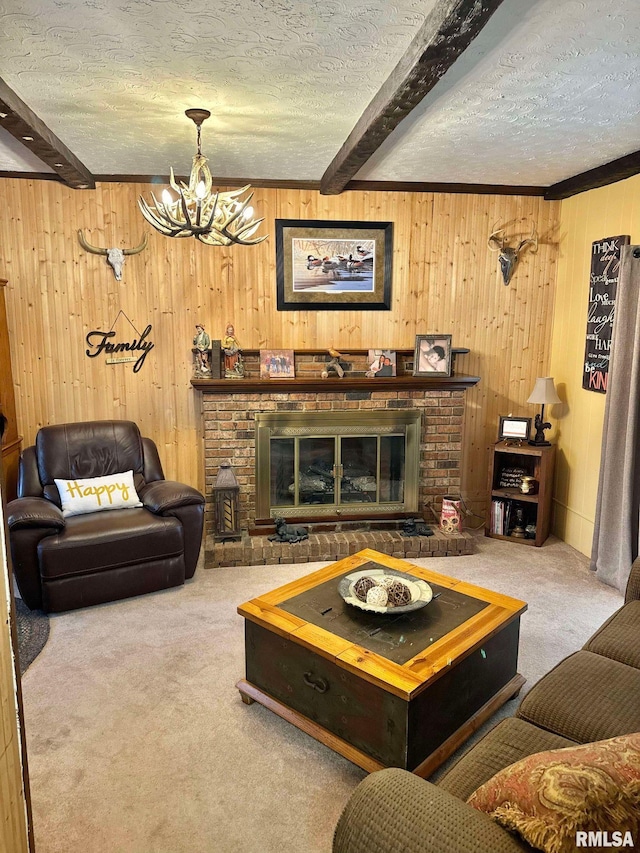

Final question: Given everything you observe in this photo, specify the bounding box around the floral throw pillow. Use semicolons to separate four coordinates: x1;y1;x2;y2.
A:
54;470;143;517
467;733;640;853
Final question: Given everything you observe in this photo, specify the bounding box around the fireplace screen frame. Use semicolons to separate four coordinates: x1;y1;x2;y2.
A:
255;410;421;520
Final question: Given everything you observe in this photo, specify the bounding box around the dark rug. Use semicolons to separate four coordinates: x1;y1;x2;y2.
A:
15;597;50;674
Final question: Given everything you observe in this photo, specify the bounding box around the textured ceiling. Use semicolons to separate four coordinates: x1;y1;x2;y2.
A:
359;0;640;185
0;0;638;187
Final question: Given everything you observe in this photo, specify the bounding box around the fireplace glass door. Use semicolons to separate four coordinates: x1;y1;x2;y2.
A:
257;412;419;520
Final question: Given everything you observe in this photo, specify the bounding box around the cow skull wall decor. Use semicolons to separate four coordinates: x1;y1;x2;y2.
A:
488;222;538;285
78;230;148;280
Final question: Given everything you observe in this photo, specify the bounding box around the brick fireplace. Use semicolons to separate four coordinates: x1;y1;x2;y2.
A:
193;351;479;567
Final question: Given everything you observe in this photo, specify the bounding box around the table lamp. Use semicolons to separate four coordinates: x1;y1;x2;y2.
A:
527;377;561;446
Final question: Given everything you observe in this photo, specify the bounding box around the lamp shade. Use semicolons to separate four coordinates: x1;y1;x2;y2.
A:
527;377;561;405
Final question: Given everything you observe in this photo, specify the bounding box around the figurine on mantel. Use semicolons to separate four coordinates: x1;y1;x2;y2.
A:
222;323;244;379
192;323;211;375
321;347;345;379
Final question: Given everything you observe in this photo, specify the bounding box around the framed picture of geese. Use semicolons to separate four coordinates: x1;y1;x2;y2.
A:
275;219;393;310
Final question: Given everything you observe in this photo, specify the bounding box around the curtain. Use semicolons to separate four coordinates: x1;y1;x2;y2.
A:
590;245;640;591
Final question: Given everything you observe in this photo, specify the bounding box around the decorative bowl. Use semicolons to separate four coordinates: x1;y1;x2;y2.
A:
338;568;433;615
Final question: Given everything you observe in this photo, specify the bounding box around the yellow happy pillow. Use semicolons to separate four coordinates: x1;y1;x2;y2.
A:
54;470;143;517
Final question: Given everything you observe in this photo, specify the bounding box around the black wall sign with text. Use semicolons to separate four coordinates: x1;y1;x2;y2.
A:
582;235;630;393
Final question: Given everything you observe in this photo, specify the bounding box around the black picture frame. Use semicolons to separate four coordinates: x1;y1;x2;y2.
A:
413;334;453;377
275;219;393;311
498;416;532;443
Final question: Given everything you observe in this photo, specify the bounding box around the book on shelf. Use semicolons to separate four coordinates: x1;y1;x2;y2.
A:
491;499;512;535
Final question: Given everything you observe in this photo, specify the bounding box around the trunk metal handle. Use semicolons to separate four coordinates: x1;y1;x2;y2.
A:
303;672;329;693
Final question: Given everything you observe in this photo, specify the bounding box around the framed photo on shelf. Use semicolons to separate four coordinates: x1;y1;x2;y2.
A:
498;415;532;443
413;334;452;377
275;219;393;311
367;349;397;377
259;349;295;379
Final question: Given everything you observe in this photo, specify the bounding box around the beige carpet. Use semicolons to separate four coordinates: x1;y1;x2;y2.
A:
20;533;623;853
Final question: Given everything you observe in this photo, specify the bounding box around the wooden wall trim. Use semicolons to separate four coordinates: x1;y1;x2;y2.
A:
0;173;549;197
345;181;546;196
545;149;640;200
4;163;638;201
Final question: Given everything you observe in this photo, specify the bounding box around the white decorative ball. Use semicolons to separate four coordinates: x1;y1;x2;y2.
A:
377;576;396;589
366;586;388;607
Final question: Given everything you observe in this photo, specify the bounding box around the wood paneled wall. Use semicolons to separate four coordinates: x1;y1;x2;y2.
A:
0;178;559;513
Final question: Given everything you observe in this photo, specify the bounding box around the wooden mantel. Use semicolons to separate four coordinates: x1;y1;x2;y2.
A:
191;374;480;393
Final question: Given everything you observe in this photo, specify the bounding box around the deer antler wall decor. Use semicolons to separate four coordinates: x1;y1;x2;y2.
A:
488;221;538;285
78;230;148;281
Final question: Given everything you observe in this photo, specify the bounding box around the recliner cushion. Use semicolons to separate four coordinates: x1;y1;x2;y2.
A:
37;508;183;579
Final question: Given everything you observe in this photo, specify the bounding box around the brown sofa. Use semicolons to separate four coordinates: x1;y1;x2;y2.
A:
7;420;205;613
333;560;640;853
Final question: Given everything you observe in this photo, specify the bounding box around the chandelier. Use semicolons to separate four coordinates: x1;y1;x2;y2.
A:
138;109;267;246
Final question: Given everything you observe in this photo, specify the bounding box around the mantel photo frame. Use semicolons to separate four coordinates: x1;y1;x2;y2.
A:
275;219;393;311
413;334;453;377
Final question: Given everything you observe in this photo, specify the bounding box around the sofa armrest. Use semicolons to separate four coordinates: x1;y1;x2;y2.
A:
139;480;205;514
7;497;65;531
333;768;530;853
625;557;640;603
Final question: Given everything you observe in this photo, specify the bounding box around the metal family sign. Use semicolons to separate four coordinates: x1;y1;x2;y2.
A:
86;310;154;373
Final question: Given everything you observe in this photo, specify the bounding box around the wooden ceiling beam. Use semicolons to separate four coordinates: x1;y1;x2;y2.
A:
0;77;95;189
544;150;640;200
319;0;506;196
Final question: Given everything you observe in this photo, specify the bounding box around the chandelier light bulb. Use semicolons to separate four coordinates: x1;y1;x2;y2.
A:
243;205;254;221
195;181;207;200
161;189;174;205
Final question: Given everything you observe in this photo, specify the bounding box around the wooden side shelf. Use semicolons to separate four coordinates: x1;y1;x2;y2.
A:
485;441;556;547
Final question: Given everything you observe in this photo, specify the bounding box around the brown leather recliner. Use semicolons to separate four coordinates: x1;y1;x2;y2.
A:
7;420;205;613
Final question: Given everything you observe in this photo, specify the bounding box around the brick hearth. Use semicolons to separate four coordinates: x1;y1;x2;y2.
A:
204;528;473;568
193;351;480;568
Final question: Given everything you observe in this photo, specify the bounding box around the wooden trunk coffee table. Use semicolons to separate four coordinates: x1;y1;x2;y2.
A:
237;548;527;777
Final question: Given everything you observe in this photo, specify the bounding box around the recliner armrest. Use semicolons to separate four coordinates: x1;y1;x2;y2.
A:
7;497;65;531
333;768;528;853
139;481;205;514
